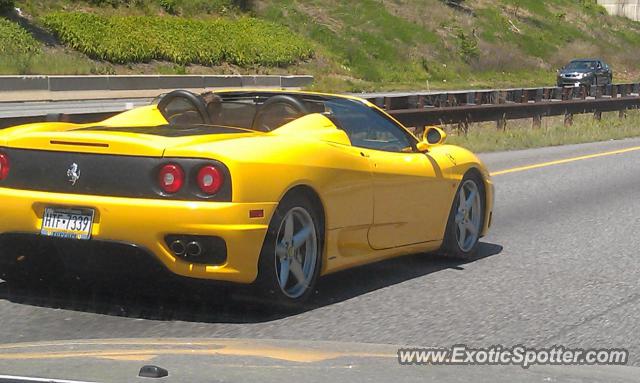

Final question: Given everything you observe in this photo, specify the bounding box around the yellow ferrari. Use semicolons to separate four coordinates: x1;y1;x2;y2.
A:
0;89;493;304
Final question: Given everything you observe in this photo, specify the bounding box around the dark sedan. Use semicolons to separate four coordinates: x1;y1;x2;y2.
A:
557;59;612;87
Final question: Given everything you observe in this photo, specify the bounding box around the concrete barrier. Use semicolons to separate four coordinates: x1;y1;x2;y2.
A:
241;75;282;88
0;76;48;91
0;75;313;93
49;76;109;91
204;76;243;88
108;75;161;91
282;75;314;89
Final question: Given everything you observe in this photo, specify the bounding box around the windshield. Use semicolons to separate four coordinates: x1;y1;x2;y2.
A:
565;60;597;70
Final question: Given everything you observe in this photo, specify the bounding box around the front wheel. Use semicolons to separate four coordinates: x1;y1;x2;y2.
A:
255;194;322;306
441;174;485;259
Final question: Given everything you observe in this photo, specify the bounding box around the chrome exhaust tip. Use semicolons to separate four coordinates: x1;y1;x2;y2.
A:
170;240;186;257
186;241;203;257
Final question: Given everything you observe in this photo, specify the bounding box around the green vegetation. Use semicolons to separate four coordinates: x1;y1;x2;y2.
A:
447;111;640;152
2;0;640;91
16;0;242;17
42;12;313;67
248;0;640;90
0;18;39;55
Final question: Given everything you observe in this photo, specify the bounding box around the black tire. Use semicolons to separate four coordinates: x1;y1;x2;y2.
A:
441;172;486;259
255;193;323;307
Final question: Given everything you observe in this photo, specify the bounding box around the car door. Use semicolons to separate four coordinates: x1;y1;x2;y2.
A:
326;98;451;249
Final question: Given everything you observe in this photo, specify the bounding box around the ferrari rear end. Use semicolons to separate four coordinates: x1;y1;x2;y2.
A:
0;125;275;286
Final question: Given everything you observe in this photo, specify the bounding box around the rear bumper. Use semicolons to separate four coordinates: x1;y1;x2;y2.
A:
0;187;277;284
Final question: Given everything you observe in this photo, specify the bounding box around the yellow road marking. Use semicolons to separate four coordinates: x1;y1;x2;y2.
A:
0;339;396;363
0;348;394;363
490;145;640;176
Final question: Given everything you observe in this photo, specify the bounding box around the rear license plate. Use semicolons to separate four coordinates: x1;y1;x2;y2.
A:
41;207;95;240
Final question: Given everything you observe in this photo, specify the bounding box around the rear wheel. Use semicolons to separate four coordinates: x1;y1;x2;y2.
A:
256;194;322;306
441;173;485;259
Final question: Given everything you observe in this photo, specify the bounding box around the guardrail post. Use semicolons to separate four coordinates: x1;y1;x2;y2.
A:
497;114;507;130
384;97;392;110
580;85;587;99
619;108;627;119
447;94;457;107
596;85;604;99
511;89;522;103
532;114;542;129
605;84;613;97
594;110;602;121
417;95;425;108
466;92;475;105
620;84;628;98
564;111;573;126
474;92;483;105
490;91;499;104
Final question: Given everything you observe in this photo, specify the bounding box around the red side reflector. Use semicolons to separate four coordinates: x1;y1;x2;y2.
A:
249;209;264;218
0;152;9;180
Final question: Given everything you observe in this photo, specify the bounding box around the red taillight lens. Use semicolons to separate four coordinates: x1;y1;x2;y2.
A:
197;165;223;195
0;152;9;180
158;164;184;194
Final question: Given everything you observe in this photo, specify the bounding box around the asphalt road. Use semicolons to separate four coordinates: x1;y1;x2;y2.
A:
2;138;640;364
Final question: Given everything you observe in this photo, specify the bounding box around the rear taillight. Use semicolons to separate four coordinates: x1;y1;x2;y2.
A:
0;152;9;180
197;165;223;195
158;164;184;194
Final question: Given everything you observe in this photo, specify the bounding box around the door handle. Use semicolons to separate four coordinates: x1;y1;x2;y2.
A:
360;151;370;158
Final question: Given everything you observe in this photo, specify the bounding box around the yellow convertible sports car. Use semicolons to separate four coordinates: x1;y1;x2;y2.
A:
0;89;493;304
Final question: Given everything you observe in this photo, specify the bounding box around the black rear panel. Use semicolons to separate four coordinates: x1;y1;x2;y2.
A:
0;148;231;201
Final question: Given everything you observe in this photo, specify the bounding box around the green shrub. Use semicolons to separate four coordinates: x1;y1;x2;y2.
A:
0;0;14;12
159;0;178;14
42;12;313;67
0;18;41;55
456;28;479;63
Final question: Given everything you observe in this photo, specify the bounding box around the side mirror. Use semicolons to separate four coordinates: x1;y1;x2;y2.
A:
424;126;447;144
417;126;447;152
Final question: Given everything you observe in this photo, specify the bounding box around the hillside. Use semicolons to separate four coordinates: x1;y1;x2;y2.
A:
2;0;640;91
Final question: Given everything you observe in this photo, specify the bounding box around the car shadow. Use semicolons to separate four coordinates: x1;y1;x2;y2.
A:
0;242;502;324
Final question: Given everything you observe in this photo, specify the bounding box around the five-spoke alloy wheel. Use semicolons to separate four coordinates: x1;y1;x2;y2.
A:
442;173;485;259
257;194;322;306
454;179;482;252
274;207;318;299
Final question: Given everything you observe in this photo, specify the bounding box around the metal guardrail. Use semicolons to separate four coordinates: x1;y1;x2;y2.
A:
1;82;639;129
368;83;640;129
